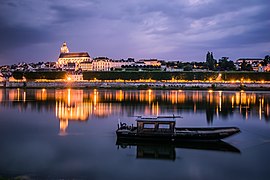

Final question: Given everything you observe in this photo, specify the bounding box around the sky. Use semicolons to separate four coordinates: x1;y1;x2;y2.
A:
0;0;269;65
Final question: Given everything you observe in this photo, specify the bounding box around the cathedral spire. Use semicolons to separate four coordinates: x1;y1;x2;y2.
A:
60;42;69;53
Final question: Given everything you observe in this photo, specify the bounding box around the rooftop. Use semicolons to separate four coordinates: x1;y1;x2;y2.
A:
136;115;181;122
59;52;90;58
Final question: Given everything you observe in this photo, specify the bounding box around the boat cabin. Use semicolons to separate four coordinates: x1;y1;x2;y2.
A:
136;116;176;134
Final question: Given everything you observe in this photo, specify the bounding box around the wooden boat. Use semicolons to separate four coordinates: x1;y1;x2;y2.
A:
116;115;240;142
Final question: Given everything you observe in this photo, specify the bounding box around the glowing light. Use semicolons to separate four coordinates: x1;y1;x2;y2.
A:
67;76;71;81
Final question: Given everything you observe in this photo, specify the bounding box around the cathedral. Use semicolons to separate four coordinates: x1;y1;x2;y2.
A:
57;42;91;70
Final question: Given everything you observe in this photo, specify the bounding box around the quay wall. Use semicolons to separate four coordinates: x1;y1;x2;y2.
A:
4;81;270;91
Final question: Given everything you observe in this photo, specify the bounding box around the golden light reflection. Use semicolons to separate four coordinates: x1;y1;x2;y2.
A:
55;89;88;135
8;89;25;101
17;88;20;101
148;89;152;104
207;92;213;104
0;90;2;102
116;90;123;101
59;119;68;136
23;91;26;102
68;88;71;106
258;97;265;121
266;103;269;118
34;90;270;122
1;89;270;130
35;89;47;101
218;91;222;112
259;98;262;120
54;89;116;135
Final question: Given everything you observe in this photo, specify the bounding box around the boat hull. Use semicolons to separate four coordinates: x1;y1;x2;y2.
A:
116;127;240;142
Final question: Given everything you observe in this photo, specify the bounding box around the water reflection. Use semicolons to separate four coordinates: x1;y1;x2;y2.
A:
0;89;269;134
116;139;240;161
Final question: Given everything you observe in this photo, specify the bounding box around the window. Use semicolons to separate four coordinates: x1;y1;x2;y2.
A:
159;124;170;129
143;124;155;129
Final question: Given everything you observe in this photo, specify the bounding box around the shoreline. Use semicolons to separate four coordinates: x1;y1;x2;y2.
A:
1;81;270;91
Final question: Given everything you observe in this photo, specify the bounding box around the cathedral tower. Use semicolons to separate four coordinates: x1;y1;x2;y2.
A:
60;42;69;53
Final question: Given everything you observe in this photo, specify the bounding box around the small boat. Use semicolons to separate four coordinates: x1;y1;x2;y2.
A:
116;115;240;142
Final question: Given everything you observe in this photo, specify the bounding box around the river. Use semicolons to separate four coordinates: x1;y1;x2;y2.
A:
0;89;270;179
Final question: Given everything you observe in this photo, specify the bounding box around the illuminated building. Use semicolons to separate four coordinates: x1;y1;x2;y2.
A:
111;58;135;69
79;58;135;71
235;58;263;71
57;42;91;71
140;59;161;66
79;61;93;71
0;73;5;82
264;64;270;72
92;57;112;71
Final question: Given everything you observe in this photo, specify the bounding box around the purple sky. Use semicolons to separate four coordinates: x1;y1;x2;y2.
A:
0;0;269;65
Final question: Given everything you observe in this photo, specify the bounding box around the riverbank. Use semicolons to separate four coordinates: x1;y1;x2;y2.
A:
2;81;270;91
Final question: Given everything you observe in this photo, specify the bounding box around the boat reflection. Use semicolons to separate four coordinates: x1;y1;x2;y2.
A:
116;138;240;161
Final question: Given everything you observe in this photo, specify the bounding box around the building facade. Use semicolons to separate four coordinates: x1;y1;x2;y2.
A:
92;57;112;71
140;59;161;66
111;58;135;69
79;61;93;71
81;57;135;71
57;42;91;70
235;58;263;71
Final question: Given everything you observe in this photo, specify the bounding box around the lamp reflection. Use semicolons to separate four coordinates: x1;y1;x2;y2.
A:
55;89;88;135
1;89;270;126
55;89;115;135
51;90;270;125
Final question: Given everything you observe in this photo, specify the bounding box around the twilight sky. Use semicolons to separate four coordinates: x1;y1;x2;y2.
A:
0;0;269;65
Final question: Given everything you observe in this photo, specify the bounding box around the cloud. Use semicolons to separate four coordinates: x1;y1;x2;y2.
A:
0;0;269;64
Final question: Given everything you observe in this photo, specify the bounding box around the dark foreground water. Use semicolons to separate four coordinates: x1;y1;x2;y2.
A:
0;89;270;180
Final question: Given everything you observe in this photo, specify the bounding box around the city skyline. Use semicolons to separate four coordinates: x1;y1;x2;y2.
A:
0;0;269;64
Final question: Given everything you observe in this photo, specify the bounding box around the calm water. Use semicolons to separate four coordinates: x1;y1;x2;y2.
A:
0;89;270;179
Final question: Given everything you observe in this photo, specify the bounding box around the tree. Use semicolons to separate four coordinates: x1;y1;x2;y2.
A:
206;51;216;70
246;64;253;71
262;55;270;66
241;60;253;71
183;64;193;71
241;60;247;71
218;57;236;71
